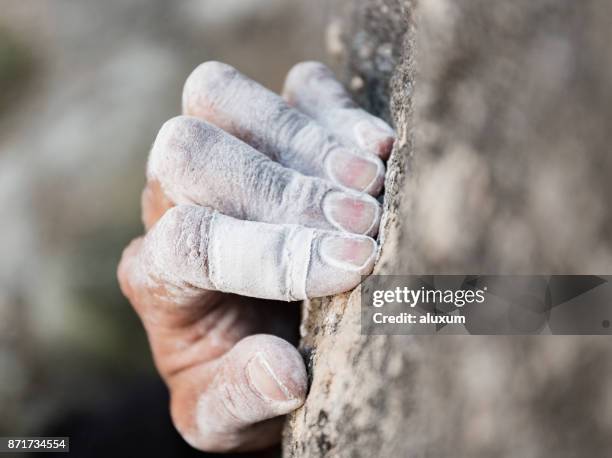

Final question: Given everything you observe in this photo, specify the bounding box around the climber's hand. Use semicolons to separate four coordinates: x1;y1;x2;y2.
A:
117;61;395;452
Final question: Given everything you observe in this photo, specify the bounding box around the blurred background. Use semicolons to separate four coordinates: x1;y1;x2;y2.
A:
0;0;329;453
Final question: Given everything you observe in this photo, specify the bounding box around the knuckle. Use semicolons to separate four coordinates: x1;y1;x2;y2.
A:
141;180;174;230
145;205;214;291
153;205;200;257
190;61;237;88
169;394;212;451
116;237;142;301
148;116;210;185
285;173;330;207
273;108;311;159
183;61;238;112
286;60;329;88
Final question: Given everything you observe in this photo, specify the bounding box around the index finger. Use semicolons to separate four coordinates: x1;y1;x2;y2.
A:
283;61;396;160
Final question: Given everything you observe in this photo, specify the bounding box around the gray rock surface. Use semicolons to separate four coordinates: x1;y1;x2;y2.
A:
284;1;612;456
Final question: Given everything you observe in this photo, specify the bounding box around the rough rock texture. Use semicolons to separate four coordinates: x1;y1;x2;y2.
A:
284;1;612;457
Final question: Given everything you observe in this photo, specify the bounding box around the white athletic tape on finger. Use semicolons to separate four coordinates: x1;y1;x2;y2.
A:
207;212;314;301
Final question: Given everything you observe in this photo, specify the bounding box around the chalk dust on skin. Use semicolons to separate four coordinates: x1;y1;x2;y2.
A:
148;116;382;236
138;204;377;302
183;61;388;195
178;335;308;452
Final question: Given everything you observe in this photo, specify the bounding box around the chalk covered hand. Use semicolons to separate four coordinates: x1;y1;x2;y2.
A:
118;61;394;452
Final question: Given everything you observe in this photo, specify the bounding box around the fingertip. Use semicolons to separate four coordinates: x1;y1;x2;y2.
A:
365;154;387;195
376;135;396;160
322;191;381;236
353;119;396;160
325;148;386;196
318;233;377;273
307;232;377;298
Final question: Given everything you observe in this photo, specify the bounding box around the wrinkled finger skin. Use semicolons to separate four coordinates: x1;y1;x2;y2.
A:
119;238;304;452
117;61;395;452
182;62;386;195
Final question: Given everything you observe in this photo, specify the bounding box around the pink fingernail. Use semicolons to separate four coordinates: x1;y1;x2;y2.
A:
323;191;380;235
319;234;376;271
247;353;294;403
353;120;396;160
326;149;384;194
